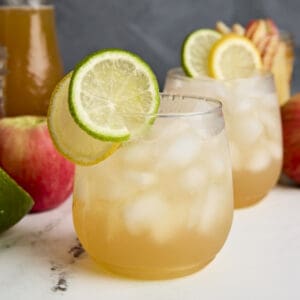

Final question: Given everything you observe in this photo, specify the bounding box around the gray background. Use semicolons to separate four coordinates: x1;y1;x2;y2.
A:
54;0;300;92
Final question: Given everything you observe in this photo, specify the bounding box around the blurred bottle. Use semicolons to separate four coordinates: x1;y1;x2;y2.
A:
0;0;63;116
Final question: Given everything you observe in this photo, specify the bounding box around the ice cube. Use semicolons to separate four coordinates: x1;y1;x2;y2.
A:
258;110;281;140
196;185;225;234
208;156;227;177
123;192;178;243
229;142;242;170
126;170;156;187
75;165;114;201
100;179;135;201
231;116;263;145
246;147;271;172
228;96;257;114
262;93;279;109
165;75;227;100
228;75;273;99
74;177;90;202
187;195;205;229
164;78;183;91
267;140;282;160
199;81;227;99
150;209;182;244
143;118;189;143
142;121;166;142
180;167;207;191
160;133;200;168
123;192;167;234
191;115;225;140
206;129;226;150
121;142;153;166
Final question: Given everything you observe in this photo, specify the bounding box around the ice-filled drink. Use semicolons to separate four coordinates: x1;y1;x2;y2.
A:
164;69;282;208
73;94;233;279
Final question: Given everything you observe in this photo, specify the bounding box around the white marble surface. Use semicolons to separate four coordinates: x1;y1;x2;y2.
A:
1;185;300;300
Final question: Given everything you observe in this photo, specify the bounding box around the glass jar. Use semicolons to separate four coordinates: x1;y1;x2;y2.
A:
0;46;6;117
73;94;233;279
0;0;63;116
164;68;282;208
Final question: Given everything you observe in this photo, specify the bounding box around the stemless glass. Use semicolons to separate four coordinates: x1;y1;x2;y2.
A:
73;94;233;279
164;68;282;208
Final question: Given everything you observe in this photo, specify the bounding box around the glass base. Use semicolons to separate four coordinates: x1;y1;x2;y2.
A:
234;193;267;209
98;257;215;280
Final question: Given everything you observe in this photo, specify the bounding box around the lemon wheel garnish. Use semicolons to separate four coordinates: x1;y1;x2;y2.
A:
208;34;262;79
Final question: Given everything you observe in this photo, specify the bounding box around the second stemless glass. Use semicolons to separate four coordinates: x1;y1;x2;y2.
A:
73;94;233;279
164;68;282;208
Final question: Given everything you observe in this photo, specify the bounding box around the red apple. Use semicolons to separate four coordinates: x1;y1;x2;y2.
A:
0;116;75;212
245;18;281;71
265;19;279;35
281;94;300;182
250;20;268;45
245;19;279;39
245;19;257;37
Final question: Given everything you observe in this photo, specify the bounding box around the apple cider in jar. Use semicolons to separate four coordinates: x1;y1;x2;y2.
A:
0;1;63;116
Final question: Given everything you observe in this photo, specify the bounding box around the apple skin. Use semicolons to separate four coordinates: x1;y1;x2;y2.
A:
281;94;300;183
0;116;75;212
245;19;279;37
265;19;279;35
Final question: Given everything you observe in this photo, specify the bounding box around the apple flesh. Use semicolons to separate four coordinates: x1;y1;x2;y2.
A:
245;19;280;69
245;18;279;39
0;116;75;212
281;93;300;182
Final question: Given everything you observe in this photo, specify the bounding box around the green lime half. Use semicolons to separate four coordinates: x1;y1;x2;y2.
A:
0;167;34;233
47;73;120;166
69;49;160;142
181;29;221;77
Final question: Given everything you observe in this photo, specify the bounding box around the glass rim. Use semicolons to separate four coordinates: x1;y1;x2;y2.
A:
166;67;274;83
139;93;222;119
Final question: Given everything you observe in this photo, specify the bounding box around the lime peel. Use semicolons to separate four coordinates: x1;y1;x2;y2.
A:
0;167;34;233
181;29;221;77
68;49;160;142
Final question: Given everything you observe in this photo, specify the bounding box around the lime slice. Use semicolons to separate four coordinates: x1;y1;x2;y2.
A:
208;34;262;79
181;29;221;77
69;49;160;142
0;167;34;233
48;73;120;166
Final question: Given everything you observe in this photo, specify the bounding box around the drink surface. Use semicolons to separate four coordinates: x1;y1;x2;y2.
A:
164;69;282;208
0;5;63;116
73;105;233;279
